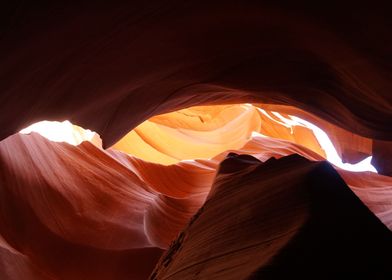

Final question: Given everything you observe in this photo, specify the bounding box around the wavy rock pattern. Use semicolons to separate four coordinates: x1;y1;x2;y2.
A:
151;155;392;279
1;123;391;278
0;1;391;279
1;2;391;145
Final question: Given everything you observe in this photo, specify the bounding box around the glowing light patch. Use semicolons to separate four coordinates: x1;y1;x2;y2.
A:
269;112;377;173
19;106;378;173
20;120;101;147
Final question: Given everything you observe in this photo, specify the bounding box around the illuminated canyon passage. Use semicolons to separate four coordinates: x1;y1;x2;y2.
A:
0;2;391;279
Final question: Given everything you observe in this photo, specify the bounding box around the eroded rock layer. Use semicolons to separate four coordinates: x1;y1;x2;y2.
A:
151;154;392;279
0;128;391;279
1;1;391;147
1;1;392;279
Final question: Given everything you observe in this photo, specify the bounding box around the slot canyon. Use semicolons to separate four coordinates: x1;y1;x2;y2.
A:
0;2;391;279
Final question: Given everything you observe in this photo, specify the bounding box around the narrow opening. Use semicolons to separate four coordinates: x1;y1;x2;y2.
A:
19;103;377;173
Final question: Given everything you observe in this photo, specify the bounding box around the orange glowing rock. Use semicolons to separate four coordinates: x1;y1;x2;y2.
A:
0;103;390;278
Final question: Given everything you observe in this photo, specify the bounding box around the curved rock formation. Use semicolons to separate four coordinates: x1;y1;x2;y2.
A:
1;114;391;278
1;2;391;144
151;154;392;279
0;1;391;279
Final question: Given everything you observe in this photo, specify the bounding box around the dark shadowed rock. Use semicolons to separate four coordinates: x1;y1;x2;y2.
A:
151;154;392;279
